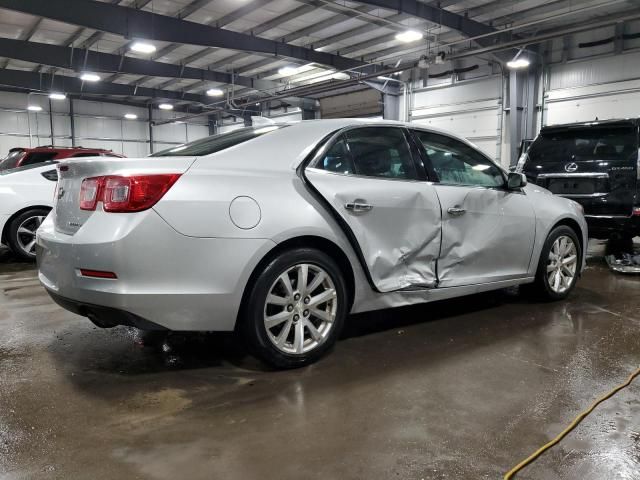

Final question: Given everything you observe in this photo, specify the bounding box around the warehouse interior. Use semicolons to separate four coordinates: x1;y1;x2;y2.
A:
1;1;639;479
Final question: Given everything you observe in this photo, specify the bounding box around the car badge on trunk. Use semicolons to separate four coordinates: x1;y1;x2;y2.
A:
57;187;65;200
564;163;578;173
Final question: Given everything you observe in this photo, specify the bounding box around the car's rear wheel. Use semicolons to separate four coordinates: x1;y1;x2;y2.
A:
528;225;581;300
240;247;348;369
6;208;49;261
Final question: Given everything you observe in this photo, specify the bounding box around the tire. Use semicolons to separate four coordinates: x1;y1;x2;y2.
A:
239;247;349;369
6;208;50;261
528;225;581;301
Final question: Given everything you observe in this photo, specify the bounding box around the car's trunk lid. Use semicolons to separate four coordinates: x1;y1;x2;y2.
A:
54;156;196;235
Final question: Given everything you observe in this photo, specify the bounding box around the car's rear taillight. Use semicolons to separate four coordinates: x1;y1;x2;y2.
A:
79;177;102;211
78;174;180;212
633;207;640;216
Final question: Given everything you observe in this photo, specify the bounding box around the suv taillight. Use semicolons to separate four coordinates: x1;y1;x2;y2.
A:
79;174;181;212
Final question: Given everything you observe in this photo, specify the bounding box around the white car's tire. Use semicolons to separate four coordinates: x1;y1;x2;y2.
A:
6;208;49;261
239;247;348;369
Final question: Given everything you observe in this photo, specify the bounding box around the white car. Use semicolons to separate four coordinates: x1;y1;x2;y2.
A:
37;119;587;368
0;162;58;260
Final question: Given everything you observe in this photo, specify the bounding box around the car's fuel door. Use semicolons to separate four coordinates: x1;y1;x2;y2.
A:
303;127;442;293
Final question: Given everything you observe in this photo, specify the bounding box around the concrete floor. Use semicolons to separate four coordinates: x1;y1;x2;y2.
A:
1;242;639;480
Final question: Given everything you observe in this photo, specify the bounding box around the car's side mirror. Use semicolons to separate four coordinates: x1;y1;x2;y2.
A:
507;172;527;190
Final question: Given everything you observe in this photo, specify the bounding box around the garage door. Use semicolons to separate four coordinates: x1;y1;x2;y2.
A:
410;77;502;159
546;51;640;125
320;89;382;118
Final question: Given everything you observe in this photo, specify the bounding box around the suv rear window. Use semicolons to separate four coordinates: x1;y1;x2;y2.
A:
150;125;286;157
528;126;638;163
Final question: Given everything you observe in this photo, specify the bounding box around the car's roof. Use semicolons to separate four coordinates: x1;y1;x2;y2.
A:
205;118;489;172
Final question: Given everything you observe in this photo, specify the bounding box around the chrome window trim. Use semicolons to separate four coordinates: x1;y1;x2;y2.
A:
537;173;609;179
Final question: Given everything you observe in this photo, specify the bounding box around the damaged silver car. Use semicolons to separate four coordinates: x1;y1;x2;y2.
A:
37;119;587;368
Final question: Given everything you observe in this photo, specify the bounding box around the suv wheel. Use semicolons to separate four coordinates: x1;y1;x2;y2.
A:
6;208;49;261
528;225;581;300
239;248;348;369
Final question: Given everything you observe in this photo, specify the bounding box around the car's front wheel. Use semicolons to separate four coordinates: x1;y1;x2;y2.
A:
239;247;348;369
6;208;50;261
529;225;581;300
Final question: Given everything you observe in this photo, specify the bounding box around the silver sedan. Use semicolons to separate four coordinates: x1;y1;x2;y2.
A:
37;119;587;368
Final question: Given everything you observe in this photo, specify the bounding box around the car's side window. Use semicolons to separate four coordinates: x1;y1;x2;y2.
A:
414;131;505;188
316;135;355;175
345;127;418;180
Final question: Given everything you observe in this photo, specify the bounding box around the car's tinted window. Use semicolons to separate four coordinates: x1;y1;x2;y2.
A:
150;125;286;157
71;152;102;158
21;151;58;166
0;150;24;170
415;131;504;187
317;135;355;174
528;126;637;163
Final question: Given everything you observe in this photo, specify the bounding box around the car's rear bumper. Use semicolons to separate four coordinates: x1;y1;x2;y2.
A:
37;209;276;331
585;214;640;239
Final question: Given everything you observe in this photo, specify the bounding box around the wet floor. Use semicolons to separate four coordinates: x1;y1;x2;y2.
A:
0;242;639;480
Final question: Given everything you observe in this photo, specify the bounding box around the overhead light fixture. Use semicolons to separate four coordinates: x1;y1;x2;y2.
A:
506;58;531;69
330;72;350;80
80;73;101;82
278;66;299;76
158;103;173;110
130;41;157;54
206;88;224;97
49;92;66;100
27;105;42;112
395;30;423;43
124;113;138;119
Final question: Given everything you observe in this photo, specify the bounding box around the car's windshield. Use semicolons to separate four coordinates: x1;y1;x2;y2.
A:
528;126;637;163
150;125;287;157
0;150;25;171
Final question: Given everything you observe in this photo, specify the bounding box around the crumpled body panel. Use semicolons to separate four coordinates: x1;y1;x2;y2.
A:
306;169;441;292
434;185;536;287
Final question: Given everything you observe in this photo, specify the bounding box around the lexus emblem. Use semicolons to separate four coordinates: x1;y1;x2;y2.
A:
57;187;65;200
564;162;578;173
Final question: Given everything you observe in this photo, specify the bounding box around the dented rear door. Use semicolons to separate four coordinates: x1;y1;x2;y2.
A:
305;127;442;293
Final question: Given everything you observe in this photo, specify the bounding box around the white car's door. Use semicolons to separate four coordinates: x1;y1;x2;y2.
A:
305;126;442;293
412;130;536;288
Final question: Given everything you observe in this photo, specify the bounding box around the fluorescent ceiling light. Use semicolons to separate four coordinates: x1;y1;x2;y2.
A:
124;113;138;119
206;88;224;96
472;164;491;171
80;73;101;82
158;103;173;110
130;41;156;54
506;58;530;69
330;72;350;80
278;66;299;76
49;92;66;100
395;30;423;43
27;105;42;112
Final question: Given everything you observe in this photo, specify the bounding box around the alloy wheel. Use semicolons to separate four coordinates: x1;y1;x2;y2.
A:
547;235;578;294
16;215;45;257
263;263;338;355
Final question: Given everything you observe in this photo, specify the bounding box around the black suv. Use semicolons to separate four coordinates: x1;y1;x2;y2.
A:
516;119;639;242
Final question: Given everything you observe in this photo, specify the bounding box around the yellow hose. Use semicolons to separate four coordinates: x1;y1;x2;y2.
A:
504;366;640;480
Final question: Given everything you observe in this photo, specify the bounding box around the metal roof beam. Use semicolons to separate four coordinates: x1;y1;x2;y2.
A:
0;0;371;72
0;38;285;93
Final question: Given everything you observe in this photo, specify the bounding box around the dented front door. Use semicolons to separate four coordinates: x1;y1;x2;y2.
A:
434;185;536;287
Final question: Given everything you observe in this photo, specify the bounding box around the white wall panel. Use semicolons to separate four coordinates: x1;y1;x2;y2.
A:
218;123;244;134
546;51;640;126
410;77;502;159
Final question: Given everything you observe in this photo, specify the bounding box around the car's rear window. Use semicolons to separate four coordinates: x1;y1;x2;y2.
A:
150;125;286;157
0;150;25;171
528;126;638;163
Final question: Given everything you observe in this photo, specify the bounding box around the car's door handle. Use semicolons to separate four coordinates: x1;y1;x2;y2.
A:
345;202;373;213
447;207;466;216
